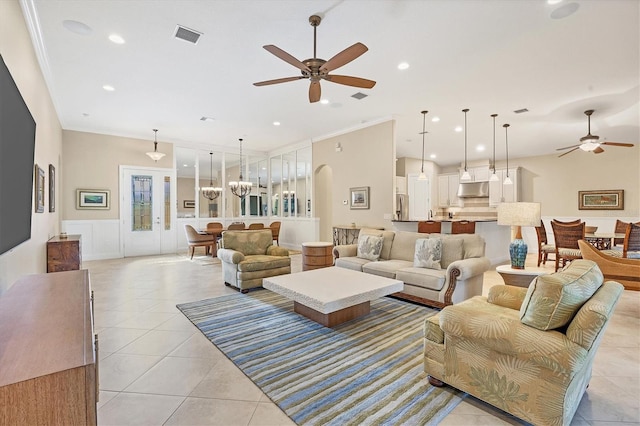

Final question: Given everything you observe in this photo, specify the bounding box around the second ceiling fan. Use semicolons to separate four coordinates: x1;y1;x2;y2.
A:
557;109;635;157
253;15;376;103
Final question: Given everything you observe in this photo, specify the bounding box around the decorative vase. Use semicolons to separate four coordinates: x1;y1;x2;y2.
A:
509;238;527;269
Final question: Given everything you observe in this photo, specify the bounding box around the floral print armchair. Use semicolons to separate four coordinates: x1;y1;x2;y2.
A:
424;260;623;425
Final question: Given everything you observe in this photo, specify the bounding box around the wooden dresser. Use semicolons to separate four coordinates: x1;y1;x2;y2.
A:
0;270;98;425
47;234;82;272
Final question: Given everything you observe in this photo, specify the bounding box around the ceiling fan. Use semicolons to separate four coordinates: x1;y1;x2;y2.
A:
253;15;376;103
557;109;635;157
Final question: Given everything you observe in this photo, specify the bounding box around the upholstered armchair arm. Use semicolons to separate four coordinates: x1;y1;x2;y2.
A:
439;304;586;374
266;246;289;256
446;257;491;280
487;285;528;311
333;244;357;259
217;248;245;264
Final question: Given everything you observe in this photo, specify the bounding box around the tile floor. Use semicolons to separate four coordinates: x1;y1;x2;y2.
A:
89;252;640;425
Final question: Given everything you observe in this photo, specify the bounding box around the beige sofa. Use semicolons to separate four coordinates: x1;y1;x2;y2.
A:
218;229;291;293
424;260;623;425
333;229;491;307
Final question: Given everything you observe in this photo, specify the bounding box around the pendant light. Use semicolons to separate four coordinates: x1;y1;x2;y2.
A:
229;138;252;198
460;109;471;181
503;123;513;185
146;129;165;162
201;151;222;200
418;110;428;180
489;114;500;182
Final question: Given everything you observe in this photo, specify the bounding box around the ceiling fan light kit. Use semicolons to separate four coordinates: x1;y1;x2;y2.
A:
254;15;376;103
146;129;166;162
557;109;634;157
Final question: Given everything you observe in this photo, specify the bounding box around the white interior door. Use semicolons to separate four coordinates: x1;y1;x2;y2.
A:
121;166;176;257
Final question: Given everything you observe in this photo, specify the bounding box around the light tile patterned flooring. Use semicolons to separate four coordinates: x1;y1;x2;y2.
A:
89;252;640;425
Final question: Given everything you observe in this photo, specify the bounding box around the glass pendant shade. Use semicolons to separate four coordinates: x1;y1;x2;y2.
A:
229;138;252;198
146;129;166;162
202;151;222;200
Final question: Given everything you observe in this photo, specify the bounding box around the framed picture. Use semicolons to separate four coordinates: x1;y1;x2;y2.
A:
578;190;624;210
77;189;110;209
48;164;55;212
34;164;45;213
183;200;195;208
350;186;370;210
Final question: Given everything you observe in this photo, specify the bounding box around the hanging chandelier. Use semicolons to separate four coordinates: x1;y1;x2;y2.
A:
460;109;471;181
490;114;500;182
201;151;222;200
229;138;252;198
146;129;165;162
418;110;428;180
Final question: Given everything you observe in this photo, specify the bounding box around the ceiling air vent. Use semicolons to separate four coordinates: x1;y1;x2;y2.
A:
514;108;529;114
351;92;368;100
174;25;202;44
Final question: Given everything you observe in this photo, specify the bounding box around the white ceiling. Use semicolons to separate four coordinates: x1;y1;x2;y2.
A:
22;0;639;166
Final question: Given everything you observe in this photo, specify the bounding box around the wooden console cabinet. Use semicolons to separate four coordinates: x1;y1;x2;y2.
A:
47;234;82;272
0;270;97;425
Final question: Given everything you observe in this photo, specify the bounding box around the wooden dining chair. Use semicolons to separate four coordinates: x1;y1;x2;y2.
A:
417;220;441;234
550;221;585;271
535;220;555;267
451;220;475;234
551;219;582;225
248;223;265;229
206;222;223;231
614;219;629;246
622;222;640;259
269;221;281;245
227;222;246;230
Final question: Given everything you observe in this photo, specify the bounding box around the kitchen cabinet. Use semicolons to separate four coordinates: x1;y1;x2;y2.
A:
459;166;490;182
489;168;520;206
395;176;407;194
408;173;430;220
437;174;461;207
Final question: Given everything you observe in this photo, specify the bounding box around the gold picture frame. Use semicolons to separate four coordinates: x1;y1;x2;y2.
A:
578;190;624;210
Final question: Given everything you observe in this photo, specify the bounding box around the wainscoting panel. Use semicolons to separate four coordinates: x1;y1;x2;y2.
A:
61;220;122;261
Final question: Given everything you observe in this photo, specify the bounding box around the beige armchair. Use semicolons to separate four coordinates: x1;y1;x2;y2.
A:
424;260;623;426
218;229;291;293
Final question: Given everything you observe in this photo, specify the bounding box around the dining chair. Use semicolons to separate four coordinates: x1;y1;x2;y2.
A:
451;220;475;234
227;222;246;230
269;221;281;245
417;220;441;234
535;220;555;267
206;222;223;231
622;222;640;259
614;219;629;246
248;223;265;229
551;219;582;225
550;221;585;271
184;224;215;259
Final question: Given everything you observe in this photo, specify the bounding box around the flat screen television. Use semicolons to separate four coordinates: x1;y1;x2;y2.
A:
0;54;37;256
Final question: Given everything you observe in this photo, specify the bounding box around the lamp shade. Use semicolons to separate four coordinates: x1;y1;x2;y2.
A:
497;202;541;227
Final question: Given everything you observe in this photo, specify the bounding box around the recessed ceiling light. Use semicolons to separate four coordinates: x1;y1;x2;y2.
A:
454;126;463;132
320;99;329;105
108;34;125;44
430;154;436;159
550;2;579;19
431;117;440;122
547;0;562;4
397;62;409;70
102;85;115;91
273;121;281;126
476;145;486;152
62;20;92;35
82;112;90;117
183;164;188;167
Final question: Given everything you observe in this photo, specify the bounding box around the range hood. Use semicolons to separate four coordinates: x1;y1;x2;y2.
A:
457;181;490;198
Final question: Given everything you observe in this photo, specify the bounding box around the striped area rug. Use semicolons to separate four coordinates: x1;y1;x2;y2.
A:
177;290;465;425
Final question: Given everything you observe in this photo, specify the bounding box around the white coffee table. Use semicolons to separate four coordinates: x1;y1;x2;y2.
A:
263;267;404;327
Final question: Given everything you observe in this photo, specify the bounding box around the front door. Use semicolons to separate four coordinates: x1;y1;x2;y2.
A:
121;166;176;257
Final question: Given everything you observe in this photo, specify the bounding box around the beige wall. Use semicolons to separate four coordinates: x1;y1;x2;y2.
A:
62;130;173;220
0;0;63;294
313;121;395;241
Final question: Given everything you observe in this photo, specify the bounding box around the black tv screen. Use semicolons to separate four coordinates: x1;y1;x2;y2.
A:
0;54;37;256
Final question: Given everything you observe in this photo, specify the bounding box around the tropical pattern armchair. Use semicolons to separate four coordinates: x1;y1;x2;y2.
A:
424;260;623;426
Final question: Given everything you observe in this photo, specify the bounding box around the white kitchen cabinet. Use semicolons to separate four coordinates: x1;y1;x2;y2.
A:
408;174;430;220
459;166;490;182
395;176;407;194
437;174;461;207
489;167;520;207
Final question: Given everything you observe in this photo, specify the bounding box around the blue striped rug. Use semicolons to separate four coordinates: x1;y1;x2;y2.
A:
177;290;465;425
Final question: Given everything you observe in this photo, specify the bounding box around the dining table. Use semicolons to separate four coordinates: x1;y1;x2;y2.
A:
584;232;625;250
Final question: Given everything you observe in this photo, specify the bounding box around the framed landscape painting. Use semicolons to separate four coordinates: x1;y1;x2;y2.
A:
350;186;370;210
578;190;624;210
77;189;110;209
34;164;45;213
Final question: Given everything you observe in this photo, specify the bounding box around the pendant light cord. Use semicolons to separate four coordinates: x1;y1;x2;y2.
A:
462;109;469;172
491;114;497;173
504;124;510;178
420;110;428;173
209;152;214;186
238;138;243;181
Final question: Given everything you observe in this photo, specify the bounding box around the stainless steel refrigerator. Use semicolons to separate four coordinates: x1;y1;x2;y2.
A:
396;194;409;220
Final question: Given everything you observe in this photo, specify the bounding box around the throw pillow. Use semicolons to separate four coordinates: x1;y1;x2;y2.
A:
440;238;464;268
357;235;383;261
414;238;442;269
519;259;604;331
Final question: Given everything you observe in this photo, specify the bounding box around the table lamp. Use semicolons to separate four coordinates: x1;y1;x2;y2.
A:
497;202;541;269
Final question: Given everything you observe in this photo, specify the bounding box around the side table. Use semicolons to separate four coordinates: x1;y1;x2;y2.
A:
302;242;333;271
496;265;550;288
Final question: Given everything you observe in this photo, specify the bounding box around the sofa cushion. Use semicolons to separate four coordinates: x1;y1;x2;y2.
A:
237;255;291;272
389;231;425;262
221;229;273;255
414;238;442;269
441;238;464;268
335;257;370;272
357;234;384;261
358;228;395;260
396;267;446;291
461;234;485;258
519;259;604;331
363;259;412;279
